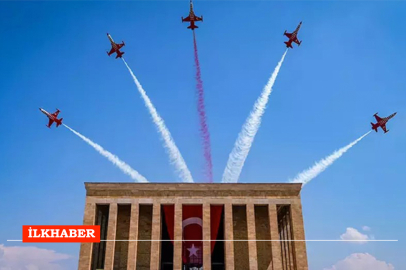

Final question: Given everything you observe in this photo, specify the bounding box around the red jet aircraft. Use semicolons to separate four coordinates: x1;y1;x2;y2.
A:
106;33;125;59
371;112;397;133
39;108;63;128
182;0;203;30
284;22;302;48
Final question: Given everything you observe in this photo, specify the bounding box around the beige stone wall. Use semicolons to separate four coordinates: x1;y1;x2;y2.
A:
203;203;211;270
104;203;117;270
150;203;162;270
254;206;271;270
136;205;152;270
77;183;308;270
127;203;139;270
224;203;234;270
78;198;95;270
114;205;131;270
291;202;308;270
232;205;249;270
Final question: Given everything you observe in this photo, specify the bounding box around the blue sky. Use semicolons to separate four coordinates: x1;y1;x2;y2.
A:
0;1;405;269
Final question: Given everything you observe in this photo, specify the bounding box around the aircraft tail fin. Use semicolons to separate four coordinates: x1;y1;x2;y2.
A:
116;51;125;59
284;41;293;48
371;122;378;132
188;25;198;30
57;118;63;127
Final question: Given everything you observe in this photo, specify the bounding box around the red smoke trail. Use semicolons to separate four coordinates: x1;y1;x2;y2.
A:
193;31;213;183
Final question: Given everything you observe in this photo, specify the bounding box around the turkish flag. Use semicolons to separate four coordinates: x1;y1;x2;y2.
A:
210;206;223;252
182;205;203;265
162;204;223;264
163;205;175;244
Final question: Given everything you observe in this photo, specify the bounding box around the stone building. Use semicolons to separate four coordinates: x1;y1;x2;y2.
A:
78;182;308;270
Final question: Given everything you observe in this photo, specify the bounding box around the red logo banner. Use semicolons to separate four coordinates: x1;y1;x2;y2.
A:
22;225;100;243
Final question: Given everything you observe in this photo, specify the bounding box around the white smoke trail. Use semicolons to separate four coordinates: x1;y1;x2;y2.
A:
122;58;194;183
63;124;148;183
222;50;288;183
289;131;372;186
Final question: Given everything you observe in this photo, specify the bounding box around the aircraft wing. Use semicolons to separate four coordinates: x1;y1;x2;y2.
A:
381;124;387;133
182;16;191;22
108;47;115;56
195;16;203;22
52;110;60;117
117;43;124;49
48;119;54;127
284;32;293;38
374;114;382;122
293;37;300;44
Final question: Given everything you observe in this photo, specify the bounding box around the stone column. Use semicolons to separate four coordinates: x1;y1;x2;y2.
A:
173;203;183;270
150;203;162;270
290;202;308;270
104;203;118;270
224;203;234;270
78;199;95;270
203;203;211;270
286;212;295;270
269;204;283;270
246;204;258;270
127;203;139;270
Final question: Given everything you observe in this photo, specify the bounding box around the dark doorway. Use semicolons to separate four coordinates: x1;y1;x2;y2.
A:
277;205;296;270
113;204;131;270
211;206;225;270
91;204;109;270
136;204;153;270
161;205;174;270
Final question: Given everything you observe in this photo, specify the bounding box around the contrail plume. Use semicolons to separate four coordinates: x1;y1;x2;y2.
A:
289;131;371;186
222;50;288;183
63;124;148;183
122;58;194;183
193;31;213;183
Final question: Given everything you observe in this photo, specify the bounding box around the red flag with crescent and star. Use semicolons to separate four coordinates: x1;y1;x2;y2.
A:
182;205;203;266
163;204;223;266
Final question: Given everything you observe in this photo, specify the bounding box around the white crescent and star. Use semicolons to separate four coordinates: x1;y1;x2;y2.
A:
187;243;200;257
182;217;203;258
182;217;202;229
